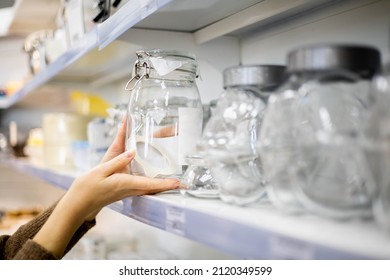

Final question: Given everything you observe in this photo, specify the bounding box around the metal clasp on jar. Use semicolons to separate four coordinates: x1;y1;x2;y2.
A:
125;57;151;91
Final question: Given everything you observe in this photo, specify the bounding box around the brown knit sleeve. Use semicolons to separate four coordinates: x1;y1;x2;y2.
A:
1;204;56;259
13;239;58;260
1;202;96;260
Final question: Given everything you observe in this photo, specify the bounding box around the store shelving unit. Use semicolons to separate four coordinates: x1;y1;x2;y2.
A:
0;30;97;108
3;0;389;260
0;0;335;108
11;159;390;260
0;0;174;108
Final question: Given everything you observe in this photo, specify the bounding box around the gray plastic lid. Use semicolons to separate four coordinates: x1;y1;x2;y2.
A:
223;65;286;89
287;44;381;79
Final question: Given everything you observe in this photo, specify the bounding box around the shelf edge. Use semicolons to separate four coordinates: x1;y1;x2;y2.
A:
9;159;387;260
97;0;174;50
193;0;327;44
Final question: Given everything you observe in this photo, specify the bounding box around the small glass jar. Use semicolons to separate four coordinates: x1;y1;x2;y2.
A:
364;62;390;231
259;44;381;218
125;49;203;178
180;155;219;198
23;30;54;75
199;65;286;206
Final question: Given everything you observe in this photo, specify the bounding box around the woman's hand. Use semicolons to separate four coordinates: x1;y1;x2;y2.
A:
32;115;180;258
101;115;128;164
66;149;180;221
80;116;180;220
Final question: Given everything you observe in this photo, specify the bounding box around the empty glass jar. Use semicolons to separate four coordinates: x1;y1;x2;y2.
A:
198;65;286;205
364;62;390;231
259;44;380;218
125;49;203;178
180;155;219;198
23;30;54;75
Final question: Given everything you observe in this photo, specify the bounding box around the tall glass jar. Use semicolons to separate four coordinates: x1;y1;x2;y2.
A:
259;45;380;218
198;65;286;205
125;49;203;178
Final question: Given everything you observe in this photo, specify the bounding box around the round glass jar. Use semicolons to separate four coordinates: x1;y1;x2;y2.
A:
258;44;380;218
180;155;219;199
125;49;203;178
363;63;390;232
198;65;286;206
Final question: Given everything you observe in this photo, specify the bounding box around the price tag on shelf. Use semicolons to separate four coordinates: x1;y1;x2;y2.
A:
269;235;315;260
166;206;186;236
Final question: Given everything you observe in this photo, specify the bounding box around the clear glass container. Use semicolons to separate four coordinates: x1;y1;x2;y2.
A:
259;45;381;218
87;117;112;167
198;65;286;206
125;49;203;178
23;30;54;75
363;63;390;231
180;155;219;198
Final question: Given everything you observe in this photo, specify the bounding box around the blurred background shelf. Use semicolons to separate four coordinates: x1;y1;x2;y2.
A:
0;29;98;109
10;158;390;260
0;0;337;109
0;0;174;108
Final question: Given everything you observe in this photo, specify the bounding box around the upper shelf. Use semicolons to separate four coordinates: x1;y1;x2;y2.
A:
0;0;336;109
135;0;335;44
0;29;98;108
0;0;174;108
10;158;390;260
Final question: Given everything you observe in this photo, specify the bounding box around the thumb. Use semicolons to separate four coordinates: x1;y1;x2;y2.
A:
113;115;127;149
99;150;136;176
101;115;128;163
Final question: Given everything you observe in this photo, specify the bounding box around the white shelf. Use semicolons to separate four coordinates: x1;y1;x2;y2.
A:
0;0;174;109
134;0;335;44
0;0;338;109
97;0;173;49
10;159;390;260
0;29;98;108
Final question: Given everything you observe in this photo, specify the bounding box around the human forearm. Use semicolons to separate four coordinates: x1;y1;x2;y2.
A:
32;193;90;258
30;149;179;258
12;217;95;260
0;204;56;259
1;200;95;260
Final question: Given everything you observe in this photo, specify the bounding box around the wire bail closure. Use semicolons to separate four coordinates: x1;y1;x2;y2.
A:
125;53;151;91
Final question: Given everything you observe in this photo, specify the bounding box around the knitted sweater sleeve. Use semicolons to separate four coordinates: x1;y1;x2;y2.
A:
0;203;96;260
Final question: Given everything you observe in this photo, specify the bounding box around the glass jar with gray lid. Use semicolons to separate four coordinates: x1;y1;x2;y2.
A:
258;44;381;218
198;64;286;205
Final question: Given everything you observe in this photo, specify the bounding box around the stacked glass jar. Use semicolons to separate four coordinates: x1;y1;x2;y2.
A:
258;44;381;219
125;49;203;179
198;65;286;205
